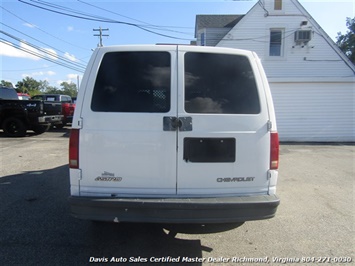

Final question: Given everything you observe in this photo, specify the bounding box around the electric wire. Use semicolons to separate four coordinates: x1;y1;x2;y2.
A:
18;0;193;41
0;39;85;73
0;22;88;66
0;31;86;72
1;30;87;69
1;6;89;51
76;0;193;35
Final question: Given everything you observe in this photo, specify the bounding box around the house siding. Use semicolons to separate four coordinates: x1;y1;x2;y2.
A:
271;82;354;142
197;28;233;46
217;2;354;78
212;0;355;142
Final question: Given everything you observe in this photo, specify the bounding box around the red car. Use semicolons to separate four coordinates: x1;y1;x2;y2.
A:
17;93;31;100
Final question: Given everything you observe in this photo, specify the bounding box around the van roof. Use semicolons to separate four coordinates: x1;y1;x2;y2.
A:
95;44;257;58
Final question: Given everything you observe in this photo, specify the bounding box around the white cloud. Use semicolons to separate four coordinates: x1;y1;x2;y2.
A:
22;73;31;78
67;74;78;80
0;41;39;60
0;41;60;63
23;23;36;28
43;48;58;60
67;26;74;32
64;52;77;62
32;71;45;76
22;71;56;78
65;74;81;85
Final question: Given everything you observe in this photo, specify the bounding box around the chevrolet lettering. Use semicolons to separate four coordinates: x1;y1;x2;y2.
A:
217;177;255;182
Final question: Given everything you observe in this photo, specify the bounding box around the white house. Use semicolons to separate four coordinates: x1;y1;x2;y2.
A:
195;0;355;142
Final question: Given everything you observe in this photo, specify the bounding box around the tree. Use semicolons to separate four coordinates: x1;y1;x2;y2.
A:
1;80;14;88
45;86;61;94
336;17;355;64
16;77;42;96
15;77;56;96
60;81;77;97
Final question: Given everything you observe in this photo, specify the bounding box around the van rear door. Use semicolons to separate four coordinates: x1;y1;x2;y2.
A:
176;47;271;196
78;46;178;196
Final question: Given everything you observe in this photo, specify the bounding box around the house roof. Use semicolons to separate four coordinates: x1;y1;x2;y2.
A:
194;15;244;38
194;1;355;74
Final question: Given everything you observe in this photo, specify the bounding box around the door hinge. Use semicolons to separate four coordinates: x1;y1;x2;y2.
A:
77;118;83;129
267;120;272;131
77;169;82;180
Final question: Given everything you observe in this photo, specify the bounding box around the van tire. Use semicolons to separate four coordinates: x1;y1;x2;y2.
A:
2;117;27;137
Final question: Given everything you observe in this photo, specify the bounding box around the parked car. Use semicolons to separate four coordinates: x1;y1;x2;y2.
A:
69;45;280;224
32;94;76;128
17;93;31;100
0;87;63;137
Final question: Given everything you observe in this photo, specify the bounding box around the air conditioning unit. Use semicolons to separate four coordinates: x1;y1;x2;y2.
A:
294;30;312;44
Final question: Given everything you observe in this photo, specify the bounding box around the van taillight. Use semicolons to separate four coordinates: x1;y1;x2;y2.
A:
270;132;279;170
69;129;79;169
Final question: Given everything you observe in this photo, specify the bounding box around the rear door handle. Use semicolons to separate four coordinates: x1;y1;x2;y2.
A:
163;117;192;131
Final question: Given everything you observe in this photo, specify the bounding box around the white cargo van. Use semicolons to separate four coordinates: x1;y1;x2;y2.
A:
69;45;280;223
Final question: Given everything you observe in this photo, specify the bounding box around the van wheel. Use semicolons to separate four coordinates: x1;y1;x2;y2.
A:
2;117;27;137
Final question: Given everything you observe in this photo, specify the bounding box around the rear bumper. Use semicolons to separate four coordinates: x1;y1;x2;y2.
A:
38;115;63;124
69;195;280;223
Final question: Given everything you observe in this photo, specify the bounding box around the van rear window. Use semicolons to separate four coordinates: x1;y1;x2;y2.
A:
184;52;260;114
91;52;171;113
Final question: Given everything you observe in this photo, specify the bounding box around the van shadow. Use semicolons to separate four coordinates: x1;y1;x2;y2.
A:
0;165;243;265
87;221;244;264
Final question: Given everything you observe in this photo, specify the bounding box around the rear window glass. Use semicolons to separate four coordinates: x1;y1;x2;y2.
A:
184;52;260;114
0;88;18;100
45;97;56;101
91;51;171;113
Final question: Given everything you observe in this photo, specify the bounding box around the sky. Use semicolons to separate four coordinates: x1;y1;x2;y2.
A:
1;0;354;88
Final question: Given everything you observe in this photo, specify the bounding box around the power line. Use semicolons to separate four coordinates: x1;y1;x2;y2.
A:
1;6;89;51
77;0;193;35
0;22;88;66
0;31;86;72
1;39;85;73
1;30;87;69
18;0;193;41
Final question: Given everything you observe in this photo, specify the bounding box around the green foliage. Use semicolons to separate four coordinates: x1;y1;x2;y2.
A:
59;81;78;97
1;80;14;88
15;77;43;96
12;77;78;97
336;17;355;64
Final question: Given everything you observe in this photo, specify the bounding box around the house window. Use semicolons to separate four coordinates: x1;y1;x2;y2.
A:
269;30;283;56
274;0;282;10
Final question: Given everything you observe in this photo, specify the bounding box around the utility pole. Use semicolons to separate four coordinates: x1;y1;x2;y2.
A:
77;75;80;91
93;27;109;47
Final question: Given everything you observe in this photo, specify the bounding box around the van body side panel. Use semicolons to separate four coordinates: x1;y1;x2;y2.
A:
254;52;279;194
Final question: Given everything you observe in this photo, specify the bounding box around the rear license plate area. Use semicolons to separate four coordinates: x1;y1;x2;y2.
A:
183;138;236;163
